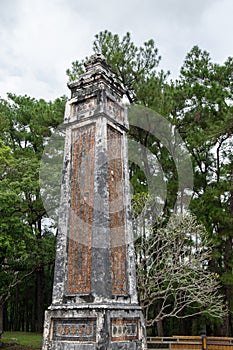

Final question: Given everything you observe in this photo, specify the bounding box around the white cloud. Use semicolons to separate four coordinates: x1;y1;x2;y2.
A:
0;0;232;100
198;0;233;63
0;0;95;99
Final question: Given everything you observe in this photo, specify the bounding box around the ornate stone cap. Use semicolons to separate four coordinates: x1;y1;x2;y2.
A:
84;53;109;70
68;53;124;99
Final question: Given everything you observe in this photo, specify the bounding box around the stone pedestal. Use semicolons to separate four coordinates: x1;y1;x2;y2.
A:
42;54;147;350
43;304;145;349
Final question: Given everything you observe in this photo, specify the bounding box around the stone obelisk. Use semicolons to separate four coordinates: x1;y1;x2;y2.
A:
42;54;147;350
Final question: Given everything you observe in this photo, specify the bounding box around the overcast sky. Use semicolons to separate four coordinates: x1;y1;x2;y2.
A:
0;0;233;101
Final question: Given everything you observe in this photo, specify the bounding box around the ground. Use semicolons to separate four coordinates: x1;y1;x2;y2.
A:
0;332;42;350
1;344;40;350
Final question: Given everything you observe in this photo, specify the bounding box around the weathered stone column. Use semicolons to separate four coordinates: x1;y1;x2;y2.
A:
42;54;147;350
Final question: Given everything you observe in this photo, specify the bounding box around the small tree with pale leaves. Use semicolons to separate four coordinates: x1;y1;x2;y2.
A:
135;212;225;335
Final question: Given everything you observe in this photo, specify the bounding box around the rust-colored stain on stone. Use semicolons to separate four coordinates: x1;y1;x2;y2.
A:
67;124;95;294
43;54;147;350
107;125;127;295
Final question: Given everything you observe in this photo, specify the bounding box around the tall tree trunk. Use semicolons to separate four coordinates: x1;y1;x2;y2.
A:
156;320;164;337
156;303;164;336
216;169;233;336
179;317;186;335
0;303;3;338
35;267;44;333
221;169;233;336
34;218;45;333
228;169;233;336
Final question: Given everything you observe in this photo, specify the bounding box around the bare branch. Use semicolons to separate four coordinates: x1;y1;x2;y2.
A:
135;212;226;327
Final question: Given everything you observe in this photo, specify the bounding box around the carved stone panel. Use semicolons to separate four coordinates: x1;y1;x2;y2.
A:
52;318;96;342
106;97;124;123
67;124;96;294
107;125;127;295
111;318;139;342
75;97;97;120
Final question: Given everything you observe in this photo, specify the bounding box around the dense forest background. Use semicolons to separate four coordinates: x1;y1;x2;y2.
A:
0;31;233;336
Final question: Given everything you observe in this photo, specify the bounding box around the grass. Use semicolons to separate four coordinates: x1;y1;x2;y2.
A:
1;331;42;349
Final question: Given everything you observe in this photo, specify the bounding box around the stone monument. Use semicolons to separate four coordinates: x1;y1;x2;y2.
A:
42;54;147;349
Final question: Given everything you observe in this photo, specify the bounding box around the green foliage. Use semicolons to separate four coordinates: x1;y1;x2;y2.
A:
66;60;85;82
170;46;233;334
173;45;233;257
67;30;164;103
1;29;233;335
66;33;233;334
93;31;162;102
0;93;65;332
